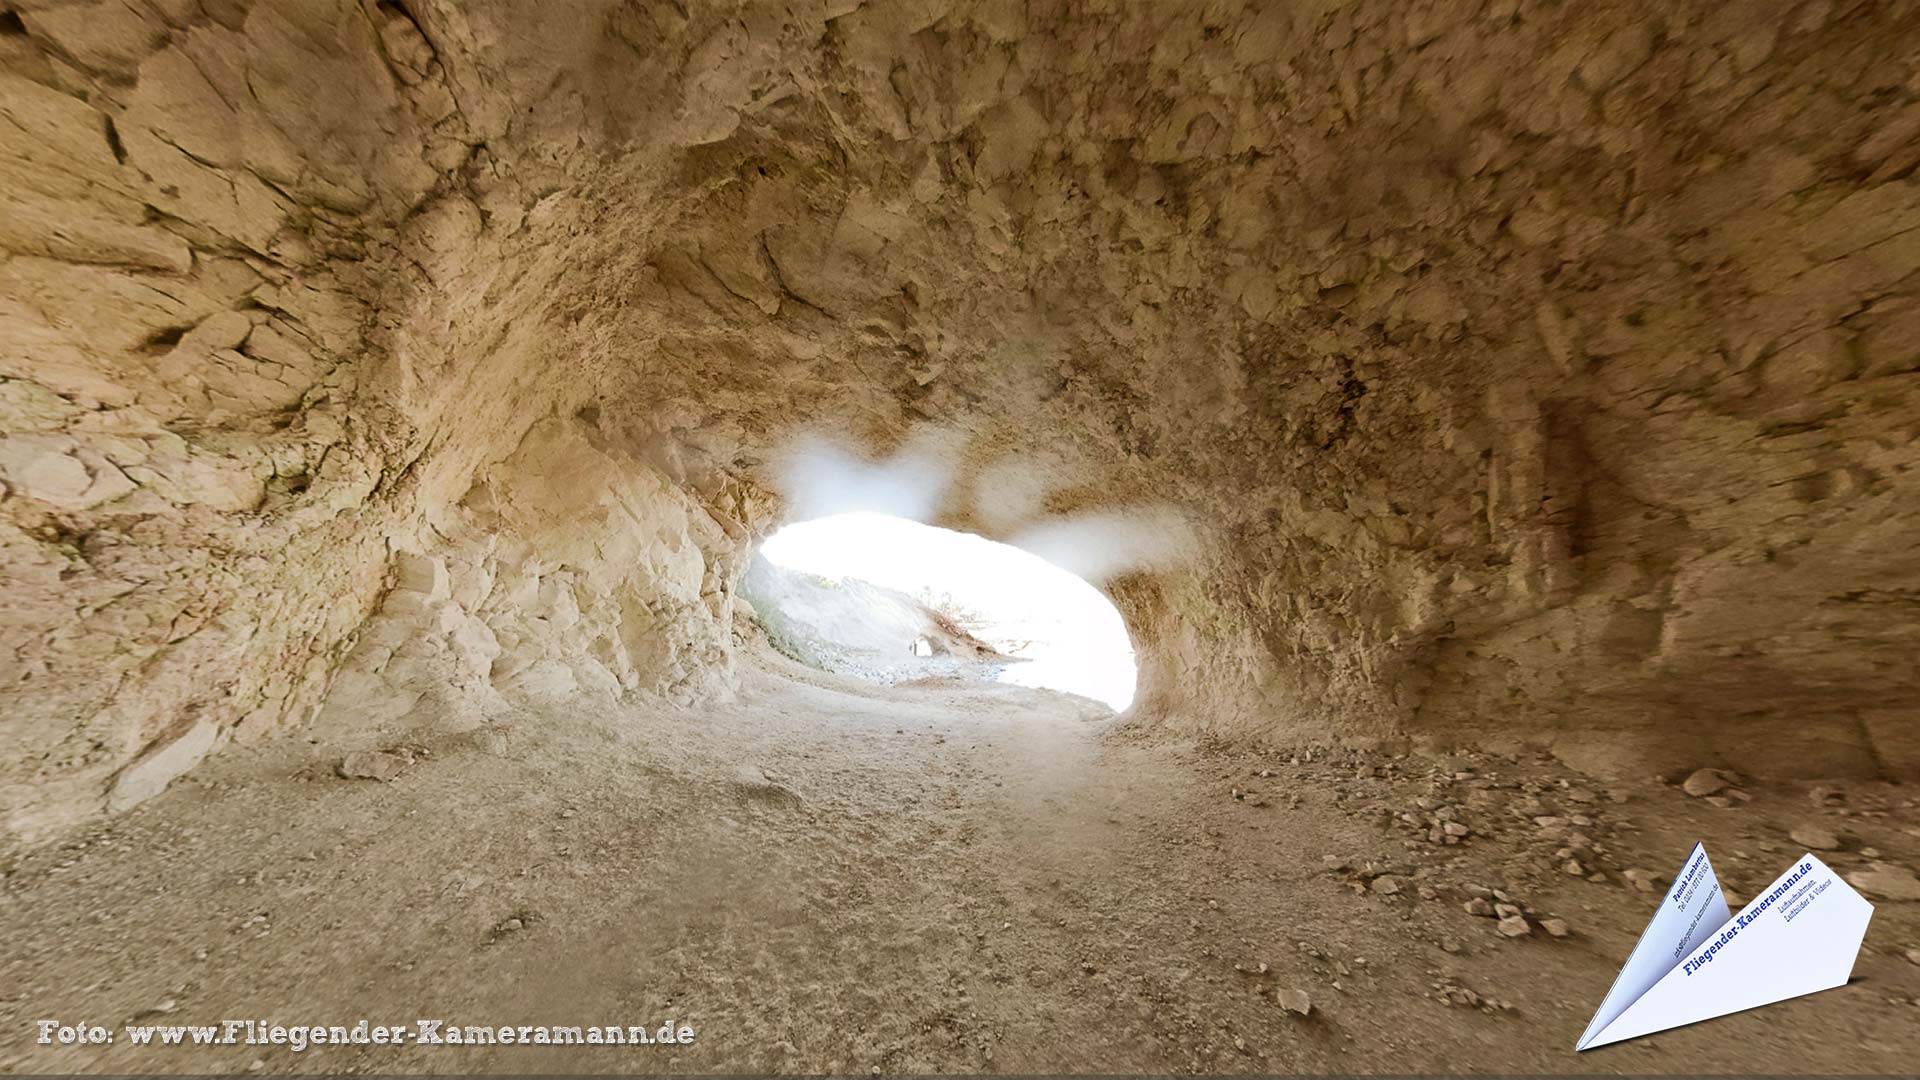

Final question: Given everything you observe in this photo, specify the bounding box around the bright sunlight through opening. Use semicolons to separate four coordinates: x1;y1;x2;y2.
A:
757;512;1137;711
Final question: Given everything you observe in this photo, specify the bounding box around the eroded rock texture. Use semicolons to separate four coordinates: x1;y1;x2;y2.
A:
4;0;1917;838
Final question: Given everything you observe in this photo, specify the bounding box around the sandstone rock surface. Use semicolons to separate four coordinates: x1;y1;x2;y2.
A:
4;0;1918;837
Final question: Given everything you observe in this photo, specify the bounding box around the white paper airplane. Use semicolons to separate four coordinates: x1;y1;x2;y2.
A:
1576;842;1873;1050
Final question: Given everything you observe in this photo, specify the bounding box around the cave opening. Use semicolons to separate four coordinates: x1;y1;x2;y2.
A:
746;511;1138;712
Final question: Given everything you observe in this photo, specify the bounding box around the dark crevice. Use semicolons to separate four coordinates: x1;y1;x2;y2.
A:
137;325;190;355
101;116;127;165
373;0;441;71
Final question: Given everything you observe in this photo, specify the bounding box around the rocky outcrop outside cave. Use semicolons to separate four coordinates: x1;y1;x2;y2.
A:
741;554;1004;685
3;0;1919;841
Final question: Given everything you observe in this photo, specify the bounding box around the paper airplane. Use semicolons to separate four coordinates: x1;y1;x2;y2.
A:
1576;842;1873;1050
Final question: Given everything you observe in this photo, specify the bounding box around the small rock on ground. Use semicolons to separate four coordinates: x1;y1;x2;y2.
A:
338;750;408;782
1789;824;1842;851
1846;864;1920;902
1681;768;1734;797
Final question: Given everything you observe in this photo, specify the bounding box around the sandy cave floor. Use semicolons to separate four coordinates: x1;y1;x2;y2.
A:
3;657;1918;1076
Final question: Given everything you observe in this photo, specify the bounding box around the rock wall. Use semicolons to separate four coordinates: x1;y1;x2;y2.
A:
313;414;761;742
2;0;458;836
4;0;1918;838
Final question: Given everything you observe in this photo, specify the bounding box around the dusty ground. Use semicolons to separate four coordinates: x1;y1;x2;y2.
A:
3;655;1917;1075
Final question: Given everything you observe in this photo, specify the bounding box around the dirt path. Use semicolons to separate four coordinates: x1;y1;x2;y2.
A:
4;657;1917;1074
